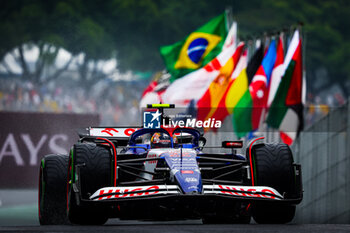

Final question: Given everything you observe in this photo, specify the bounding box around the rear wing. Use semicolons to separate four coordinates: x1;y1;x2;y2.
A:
77;126;204;146
78;127;140;138
77;127;141;146
89;127;140;138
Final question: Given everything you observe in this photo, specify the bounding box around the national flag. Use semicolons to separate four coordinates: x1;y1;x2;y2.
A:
141;80;157;98
267;35;284;108
201;47;248;124
223;21;237;49
232;44;264;138
140;71;170;108
247;41;264;82
196;42;245;122
160;13;227;82
249;39;277;130
266;30;303;145
162;44;237;107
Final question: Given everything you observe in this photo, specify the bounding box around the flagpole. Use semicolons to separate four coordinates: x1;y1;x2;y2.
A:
298;23;307;106
225;6;234;30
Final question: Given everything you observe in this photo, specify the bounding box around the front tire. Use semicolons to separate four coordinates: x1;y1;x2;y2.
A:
250;143;297;224
67;143;111;225
38;154;68;225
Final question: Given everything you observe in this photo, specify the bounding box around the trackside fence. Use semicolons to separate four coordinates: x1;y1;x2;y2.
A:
292;102;350;223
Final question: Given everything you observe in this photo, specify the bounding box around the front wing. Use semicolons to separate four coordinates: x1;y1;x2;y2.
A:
89;184;284;201
70;183;302;220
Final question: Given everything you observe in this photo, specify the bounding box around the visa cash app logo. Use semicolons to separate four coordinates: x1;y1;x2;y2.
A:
143;110;161;128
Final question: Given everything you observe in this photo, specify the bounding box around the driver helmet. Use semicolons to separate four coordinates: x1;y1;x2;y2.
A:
172;134;178;147
151;132;171;148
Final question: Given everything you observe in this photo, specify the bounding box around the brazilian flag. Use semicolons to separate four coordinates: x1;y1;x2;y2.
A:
160;13;227;82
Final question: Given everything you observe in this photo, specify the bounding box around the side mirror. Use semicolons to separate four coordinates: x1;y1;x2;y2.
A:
222;141;243;148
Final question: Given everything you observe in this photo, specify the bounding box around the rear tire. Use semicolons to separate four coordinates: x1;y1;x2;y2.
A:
38;154;68;225
67;143;111;225
250;143;296;224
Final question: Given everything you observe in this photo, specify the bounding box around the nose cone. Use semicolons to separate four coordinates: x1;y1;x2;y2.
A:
162;149;202;194
175;170;202;194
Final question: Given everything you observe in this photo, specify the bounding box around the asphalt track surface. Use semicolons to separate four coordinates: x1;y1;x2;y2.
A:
1;190;350;232
2;222;350;233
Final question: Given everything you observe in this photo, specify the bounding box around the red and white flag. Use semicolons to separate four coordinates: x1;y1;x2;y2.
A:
162;45;237;107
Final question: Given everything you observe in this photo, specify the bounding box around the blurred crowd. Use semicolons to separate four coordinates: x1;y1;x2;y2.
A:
0;77;144;126
304;89;346;128
0;75;347;128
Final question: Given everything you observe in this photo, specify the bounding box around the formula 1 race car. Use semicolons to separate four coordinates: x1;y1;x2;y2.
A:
38;104;303;225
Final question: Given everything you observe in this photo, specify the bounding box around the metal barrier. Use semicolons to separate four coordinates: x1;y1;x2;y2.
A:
292;102;350;223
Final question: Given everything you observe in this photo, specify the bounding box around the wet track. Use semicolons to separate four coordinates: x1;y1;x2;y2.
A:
1;190;350;232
